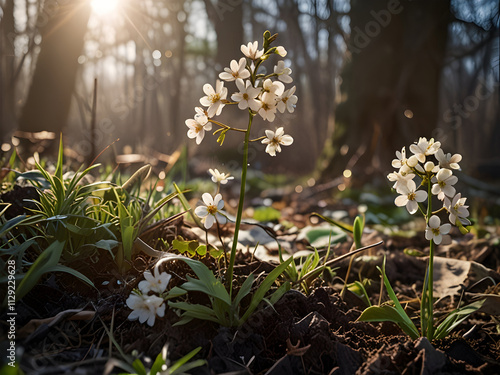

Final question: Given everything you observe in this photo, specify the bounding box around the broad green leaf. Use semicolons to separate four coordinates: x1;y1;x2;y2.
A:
358;305;419;339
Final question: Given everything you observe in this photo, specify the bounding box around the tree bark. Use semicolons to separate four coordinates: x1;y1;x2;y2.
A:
17;0;90;138
323;0;451;184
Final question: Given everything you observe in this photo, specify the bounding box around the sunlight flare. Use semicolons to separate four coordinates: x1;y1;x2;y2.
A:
91;0;120;16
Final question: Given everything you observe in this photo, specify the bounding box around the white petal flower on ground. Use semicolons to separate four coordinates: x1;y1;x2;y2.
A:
231;79;261;111
199;80;228;117
219;57;250;81
431;168;458;200
409;137;441;163
435;149;462;170
261;127;293;156
394;179;427;214
185;116;212;145
425;215;451;245
277;86;298;114
257;92;279;122
444;193;471;226
387;171;415;193
209;168;234;184
241;41;263;60
194;193;226;229
138;270;172;294
126;293;166;327
274;61;293;83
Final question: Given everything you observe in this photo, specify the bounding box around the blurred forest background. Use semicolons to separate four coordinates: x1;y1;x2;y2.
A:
0;0;498;185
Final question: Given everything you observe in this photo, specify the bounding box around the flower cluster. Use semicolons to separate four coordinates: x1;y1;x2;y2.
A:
185;37;297;156
126;269;171;326
388;137;470;245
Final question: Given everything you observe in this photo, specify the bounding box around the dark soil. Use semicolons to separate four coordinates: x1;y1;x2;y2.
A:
1;189;500;374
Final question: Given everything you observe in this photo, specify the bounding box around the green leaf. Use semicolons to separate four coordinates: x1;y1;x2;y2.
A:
358;305;419;339
168;301;220;325
173;183;203;229
122;164;151;193
310;212;354;233
434;299;485;340
378;258;419;338
44;264;95;289
353;215;364;249
131;358;147;375
233;273;254;309
240;257;293;323
12;240;65;304
150;350;167;375
169;346;203;375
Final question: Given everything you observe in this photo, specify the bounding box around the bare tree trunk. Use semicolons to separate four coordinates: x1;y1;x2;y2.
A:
17;0;90;141
0;0;16;142
323;0;451;183
204;0;244;70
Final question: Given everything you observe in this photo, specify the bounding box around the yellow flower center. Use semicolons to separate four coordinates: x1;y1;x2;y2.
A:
207;204;217;215
432;227;440;236
407;192;416;201
210;94;220;103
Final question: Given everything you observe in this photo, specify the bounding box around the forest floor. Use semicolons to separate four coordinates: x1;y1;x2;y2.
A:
2;184;500;375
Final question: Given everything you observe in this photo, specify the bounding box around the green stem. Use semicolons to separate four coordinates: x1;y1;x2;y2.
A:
423;178;435;339
427;239;435;339
227;114;254;298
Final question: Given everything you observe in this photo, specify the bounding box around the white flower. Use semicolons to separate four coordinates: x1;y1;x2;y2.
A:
199;80;227;117
262;78;284;96
277;86;298;113
219;57;250;82
194;193;226;229
391;147;407;169
387;171;415;192
435;149;462;170
261;127;293;156
231;78;261;111
275;46;287;57
126;293;165;327
416;161;439;174
257;92;279;122
409;137;441;163
394;179;427;214
185;115;212;145
209;168;234;184
431;168;457;200
444;193;470;226
138;270;171;294
241;41;263;60
274;61;293;83
425;215;451;245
